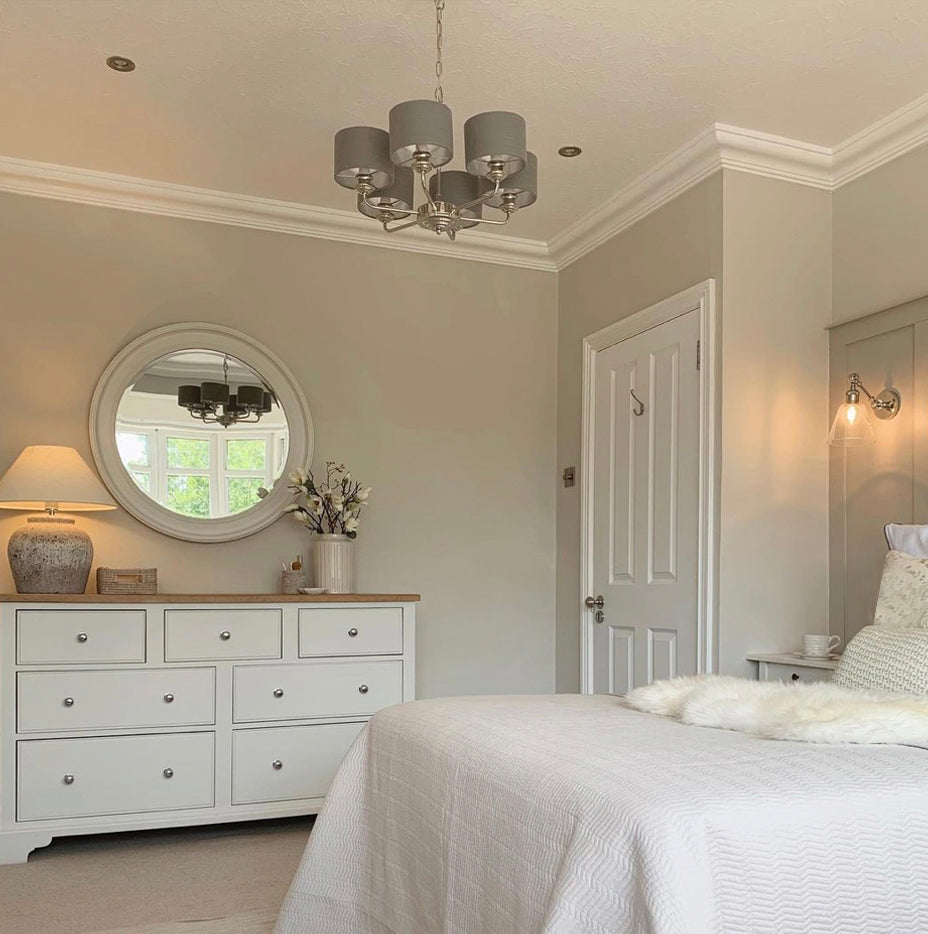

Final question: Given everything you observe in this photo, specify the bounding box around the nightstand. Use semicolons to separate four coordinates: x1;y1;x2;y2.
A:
745;653;838;684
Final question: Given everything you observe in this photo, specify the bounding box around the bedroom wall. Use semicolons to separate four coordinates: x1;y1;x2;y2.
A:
555;173;724;692
0;190;558;700
828;140;928;644
718;171;832;675
554;170;832;690
832;142;928;326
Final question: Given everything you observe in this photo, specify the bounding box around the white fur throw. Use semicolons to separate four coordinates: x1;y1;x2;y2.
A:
626;675;928;744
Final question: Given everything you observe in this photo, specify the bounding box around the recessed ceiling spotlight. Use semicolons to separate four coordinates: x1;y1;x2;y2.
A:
106;55;136;73
558;145;582;158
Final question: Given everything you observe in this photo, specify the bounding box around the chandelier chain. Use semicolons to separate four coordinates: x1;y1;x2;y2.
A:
434;0;444;104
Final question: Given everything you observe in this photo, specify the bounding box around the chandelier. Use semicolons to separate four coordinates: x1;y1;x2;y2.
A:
177;356;273;428
333;0;537;241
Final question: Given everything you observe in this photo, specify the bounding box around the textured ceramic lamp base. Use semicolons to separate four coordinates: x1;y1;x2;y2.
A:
8;517;93;594
312;534;355;594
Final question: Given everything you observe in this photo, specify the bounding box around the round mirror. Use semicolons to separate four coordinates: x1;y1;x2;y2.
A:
91;324;313;542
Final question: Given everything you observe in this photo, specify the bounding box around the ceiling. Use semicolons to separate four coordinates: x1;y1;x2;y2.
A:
2;0;928;242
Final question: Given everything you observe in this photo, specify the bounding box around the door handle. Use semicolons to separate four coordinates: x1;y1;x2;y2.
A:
584;595;604;609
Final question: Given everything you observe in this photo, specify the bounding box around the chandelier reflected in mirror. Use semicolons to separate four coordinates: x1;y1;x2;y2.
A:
178;354;273;428
333;0;537;241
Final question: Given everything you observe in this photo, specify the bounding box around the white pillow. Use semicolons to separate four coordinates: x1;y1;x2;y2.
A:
873;550;928;629
833;625;928;694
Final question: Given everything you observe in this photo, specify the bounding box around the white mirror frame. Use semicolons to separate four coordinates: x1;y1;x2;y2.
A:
90;323;314;543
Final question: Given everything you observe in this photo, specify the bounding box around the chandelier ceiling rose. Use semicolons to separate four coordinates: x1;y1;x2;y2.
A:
333;0;537;242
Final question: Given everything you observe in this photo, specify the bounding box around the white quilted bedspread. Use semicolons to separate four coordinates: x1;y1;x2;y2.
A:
275;694;928;934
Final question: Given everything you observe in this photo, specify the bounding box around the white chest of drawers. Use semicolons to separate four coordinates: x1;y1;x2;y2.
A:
0;593;417;864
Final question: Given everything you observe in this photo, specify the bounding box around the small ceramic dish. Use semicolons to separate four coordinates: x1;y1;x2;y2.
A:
298;587;329;595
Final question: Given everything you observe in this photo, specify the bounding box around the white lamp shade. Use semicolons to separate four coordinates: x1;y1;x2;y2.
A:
0;446;117;511
829;402;875;446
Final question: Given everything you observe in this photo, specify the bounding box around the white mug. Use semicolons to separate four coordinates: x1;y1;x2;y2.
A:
802;633;841;657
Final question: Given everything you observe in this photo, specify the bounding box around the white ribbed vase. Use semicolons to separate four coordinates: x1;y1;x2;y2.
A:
312;534;355;594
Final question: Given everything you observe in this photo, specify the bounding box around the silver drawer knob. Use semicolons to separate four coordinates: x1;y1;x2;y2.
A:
348;627;359;637
273;688;284;698
63;774;75;785
358;684;369;694
76;632;88;643
272;760;283;770
163;693;175;703
63;697;75;707
219;631;231;641
163;768;174;779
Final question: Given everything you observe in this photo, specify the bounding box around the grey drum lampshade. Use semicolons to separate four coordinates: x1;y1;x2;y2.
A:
428;171;484;227
464;111;526;178
358;166;415;219
484;151;538;209
334;126;394;190
389;100;453;168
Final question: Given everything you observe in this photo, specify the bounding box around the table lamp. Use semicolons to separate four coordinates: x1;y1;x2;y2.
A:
0;445;117;594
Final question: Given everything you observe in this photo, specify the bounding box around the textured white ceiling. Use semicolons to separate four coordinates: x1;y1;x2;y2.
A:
2;0;928;241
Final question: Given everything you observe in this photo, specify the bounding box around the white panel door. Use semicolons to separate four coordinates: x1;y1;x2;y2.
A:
589;309;701;693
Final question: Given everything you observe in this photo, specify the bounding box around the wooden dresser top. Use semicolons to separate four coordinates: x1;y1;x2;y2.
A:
0;593;420;604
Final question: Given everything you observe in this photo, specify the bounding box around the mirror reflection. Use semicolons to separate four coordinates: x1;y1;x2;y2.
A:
114;349;289;519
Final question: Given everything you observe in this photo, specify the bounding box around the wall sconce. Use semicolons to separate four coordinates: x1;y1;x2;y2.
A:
829;372;901;446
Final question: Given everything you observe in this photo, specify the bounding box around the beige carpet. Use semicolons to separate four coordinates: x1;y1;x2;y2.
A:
0;816;314;934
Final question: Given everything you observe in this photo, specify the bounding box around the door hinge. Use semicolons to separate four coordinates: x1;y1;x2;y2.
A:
696;339;701;371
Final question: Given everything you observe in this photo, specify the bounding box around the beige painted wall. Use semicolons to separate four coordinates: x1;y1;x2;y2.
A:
833;142;928;326
0;191;558;700
555;174;723;692
719;171;831;674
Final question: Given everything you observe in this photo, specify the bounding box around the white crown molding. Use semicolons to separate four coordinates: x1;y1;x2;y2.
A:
0;154;556;272
2;89;928;273
547;124;832;269
832;90;928;187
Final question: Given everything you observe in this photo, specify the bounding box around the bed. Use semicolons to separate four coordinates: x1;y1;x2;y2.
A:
275;692;928;934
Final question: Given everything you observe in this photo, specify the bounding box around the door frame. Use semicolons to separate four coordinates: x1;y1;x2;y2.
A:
579;279;719;693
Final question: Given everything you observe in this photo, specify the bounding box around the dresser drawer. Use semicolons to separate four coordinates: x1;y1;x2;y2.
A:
298;607;403;657
18;668;215;733
233;660;403;722
18;732;215;821
164;609;281;661
17;610;146;665
232;722;364;804
761;662;833;684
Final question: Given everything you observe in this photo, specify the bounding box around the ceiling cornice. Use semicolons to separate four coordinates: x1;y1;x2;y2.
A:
0;154;557;272
1;91;928;272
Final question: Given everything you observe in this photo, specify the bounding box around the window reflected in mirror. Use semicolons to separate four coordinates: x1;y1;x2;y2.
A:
115;349;289;519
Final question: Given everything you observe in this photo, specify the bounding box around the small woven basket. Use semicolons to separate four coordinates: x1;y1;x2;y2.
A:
96;567;158;595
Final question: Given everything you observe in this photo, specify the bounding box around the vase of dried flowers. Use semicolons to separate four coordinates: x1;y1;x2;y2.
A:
262;461;370;594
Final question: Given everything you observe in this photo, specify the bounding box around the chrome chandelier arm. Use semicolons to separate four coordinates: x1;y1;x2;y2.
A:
357;192;417;218
466;211;512;227
418;169;436;207
381;216;422;233
454;179;501;213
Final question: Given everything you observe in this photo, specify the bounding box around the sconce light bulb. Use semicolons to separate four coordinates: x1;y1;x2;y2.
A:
846;404;858;425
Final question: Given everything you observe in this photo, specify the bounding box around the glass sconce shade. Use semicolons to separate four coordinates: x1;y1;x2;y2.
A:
464;111;526;178
389;100;453;168
484;151;538;209
334;126;395;190
428;171;484;227
829;401;875;445
358;166;415;219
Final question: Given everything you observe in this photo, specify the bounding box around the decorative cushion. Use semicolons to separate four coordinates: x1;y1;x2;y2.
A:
873;550;928;629
833;625;928;694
